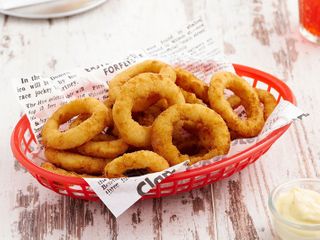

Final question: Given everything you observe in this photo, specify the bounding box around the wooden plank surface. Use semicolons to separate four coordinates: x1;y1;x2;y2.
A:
1;0;320;239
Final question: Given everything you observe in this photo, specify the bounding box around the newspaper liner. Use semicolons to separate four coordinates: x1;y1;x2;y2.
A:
85;161;189;217
14;17;305;217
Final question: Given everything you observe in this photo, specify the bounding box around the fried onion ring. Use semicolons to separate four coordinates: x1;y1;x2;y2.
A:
70;114;129;159
104;150;169;178
151;104;230;165
172;120;198;145
77;139;128;159
113;73;185;147
42;97;110;149
69;113;91;129
255;89;277;120
70;114;114;141
173;120;215;150
41;162;99;178
227;88;277;120
175;68;209;103
44;148;109;175
90;134;116;142
180;88;205;105
132;99;168;126
172;120;208;156
108;60;176;109
208;72;264;137
227;95;242;109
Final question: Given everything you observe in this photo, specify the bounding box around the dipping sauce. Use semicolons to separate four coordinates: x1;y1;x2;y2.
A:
270;185;320;240
276;187;320;225
299;0;320;37
299;0;320;43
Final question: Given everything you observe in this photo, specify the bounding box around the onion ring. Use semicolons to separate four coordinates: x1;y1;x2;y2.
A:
108;60;176;109
226;95;242;109
172;120;197;145
113;73;185;147
255;89;277;120
69;113;91;129
208;72;264;137
180;88;205;105
69;114;114;141
90;134;116;141
42;97;110;149
103;97;114;108
151;104;230;165
70;115;129;159
44;148;109;175
172;121;208;156
41;162;99;178
104;150;169;178
77;139;128;159
110;125;120;137
175;68;209;103
132;99;168;126
227;88;277;120
173;119;213;150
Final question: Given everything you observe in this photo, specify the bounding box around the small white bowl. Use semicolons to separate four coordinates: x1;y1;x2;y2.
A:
268;178;320;240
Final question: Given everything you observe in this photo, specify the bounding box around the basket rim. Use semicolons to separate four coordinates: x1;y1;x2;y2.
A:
11;63;297;186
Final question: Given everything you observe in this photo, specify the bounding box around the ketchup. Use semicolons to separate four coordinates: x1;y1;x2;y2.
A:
299;0;320;37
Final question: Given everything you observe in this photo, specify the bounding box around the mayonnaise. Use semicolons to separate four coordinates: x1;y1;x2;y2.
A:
272;187;320;240
276;187;320;224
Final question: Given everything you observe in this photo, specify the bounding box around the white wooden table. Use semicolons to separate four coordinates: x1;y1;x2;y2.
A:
1;0;319;239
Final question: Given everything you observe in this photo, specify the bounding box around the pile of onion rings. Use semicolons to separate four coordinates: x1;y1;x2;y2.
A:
41;60;277;178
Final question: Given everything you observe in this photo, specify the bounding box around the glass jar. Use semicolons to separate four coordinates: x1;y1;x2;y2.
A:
269;179;320;240
299;0;320;44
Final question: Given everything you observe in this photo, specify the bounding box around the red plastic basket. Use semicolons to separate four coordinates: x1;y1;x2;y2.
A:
11;64;296;201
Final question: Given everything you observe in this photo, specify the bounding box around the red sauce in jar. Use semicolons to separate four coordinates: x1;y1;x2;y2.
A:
299;0;320;36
